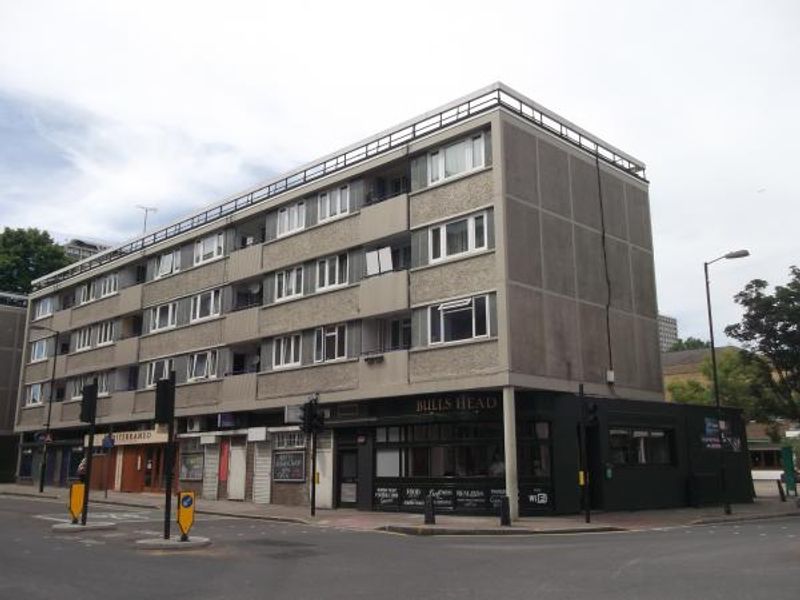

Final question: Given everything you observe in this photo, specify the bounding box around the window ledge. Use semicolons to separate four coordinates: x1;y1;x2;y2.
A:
258;357;358;376
22;403;44;410
180;378;219;387
29;358;49;365
410;247;495;275
32;314;53;322
262;282;358;310
409;165;492;197
410;335;498;354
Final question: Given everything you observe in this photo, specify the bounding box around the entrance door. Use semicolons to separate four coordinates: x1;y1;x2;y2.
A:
337;450;358;507
228;443;246;501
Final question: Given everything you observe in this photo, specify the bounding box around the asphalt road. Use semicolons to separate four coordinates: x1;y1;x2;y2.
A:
1;494;798;600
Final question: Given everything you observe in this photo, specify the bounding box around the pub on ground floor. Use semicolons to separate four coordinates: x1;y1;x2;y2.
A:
16;389;754;516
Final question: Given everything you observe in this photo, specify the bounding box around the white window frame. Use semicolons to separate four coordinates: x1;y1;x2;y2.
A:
25;383;43;406
187;350;218;382
427;132;485;185
277;201;306;237
97;372;110;397
71;374;90;400
155;249;181;279
428;295;489;345
429;211;487;263
75;327;93;352
318;185;350;222
313;324;347;363
30;339;48;363
146;358;174;388
273;431;306;449
194;232;224;266
273;334;302;369
33;297;54;320
275;266;304;302
150;302;177;332
98;273;119;298
77;283;94;305
190;289;221;323
316;253;348;291
96;320;114;347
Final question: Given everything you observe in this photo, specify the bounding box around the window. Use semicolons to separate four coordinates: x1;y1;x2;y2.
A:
155;250;181;279
191;289;221;322
314;324;346;362
429;212;487;262
97;372;110;396
72;373;109;400
275;266;304;301
318;185;350;221
34;297;54;319
428;132;485;184
273;431;306;449
187;350;218;381
273;334;302;368
30;339;48;362
77;283;94;305
609;428;674;466
25;383;43;406
316;253;348;290
146;358;174;387
388;318;411;351
520;421;552;479
277;201;306;237
365;247;393;276
98;273;118;298
429;295;489;344
150;302;177;332
75;327;93;351
194;232;224;265
96;320;114;346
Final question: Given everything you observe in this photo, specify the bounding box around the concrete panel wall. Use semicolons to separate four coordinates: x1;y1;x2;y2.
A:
409;340;499;383
64;336;140;376
409;170;493;227
410;252;496;305
223;306;261;345
143;260;226;307
358;350;408;388
259;286;359;337
262;215;358;273
358;193;408;243
256;361;358;400
359;271;409;318
227;244;263;282
501;115;661;397
176;380;221;408
139;318;223;360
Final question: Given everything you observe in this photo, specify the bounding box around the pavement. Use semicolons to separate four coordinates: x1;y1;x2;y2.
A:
2;493;800;600
2;480;798;534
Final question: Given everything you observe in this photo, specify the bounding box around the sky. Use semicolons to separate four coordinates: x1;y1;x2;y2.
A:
0;0;798;344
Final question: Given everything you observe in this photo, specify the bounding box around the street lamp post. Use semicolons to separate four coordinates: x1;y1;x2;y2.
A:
704;249;749;516
31;324;58;494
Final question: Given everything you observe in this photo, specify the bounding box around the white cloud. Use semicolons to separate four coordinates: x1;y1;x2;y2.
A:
0;0;798;342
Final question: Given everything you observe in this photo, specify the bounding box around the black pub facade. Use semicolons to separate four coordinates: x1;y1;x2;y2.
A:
327;390;754;515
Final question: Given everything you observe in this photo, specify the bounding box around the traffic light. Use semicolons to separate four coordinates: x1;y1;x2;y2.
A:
583;401;599;426
79;383;98;424
154;373;176;424
299;397;324;434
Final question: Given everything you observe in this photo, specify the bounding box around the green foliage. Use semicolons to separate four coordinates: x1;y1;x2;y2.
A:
668;348;777;422
668;337;711;351
725;266;800;421
0;228;71;294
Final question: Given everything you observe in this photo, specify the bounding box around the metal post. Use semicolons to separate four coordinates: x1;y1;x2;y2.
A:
310;430;317;518
579;384;591;524
80;381;98;526
705;261;732;515
163;371;176;540
502;386;519;520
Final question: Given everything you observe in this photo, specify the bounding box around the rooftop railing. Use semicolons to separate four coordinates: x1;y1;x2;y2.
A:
32;82;646;291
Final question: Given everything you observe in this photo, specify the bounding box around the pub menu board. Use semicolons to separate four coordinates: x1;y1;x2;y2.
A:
398;487;454;510
273;451;306;482
374;486;400;507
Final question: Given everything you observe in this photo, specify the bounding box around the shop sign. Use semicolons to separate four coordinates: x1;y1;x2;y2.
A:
519;485;553;510
273;450;306;482
701;418;742;452
85;429;168;447
414;393;500;414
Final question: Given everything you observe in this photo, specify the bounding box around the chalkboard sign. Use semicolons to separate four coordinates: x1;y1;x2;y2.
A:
455;488;486;510
374;486;400;507
428;488;454;511
273;451;306;482
402;487;425;508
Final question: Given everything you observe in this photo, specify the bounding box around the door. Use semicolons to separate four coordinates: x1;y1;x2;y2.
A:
228;443;247;500
121;447;143;492
337;449;358;507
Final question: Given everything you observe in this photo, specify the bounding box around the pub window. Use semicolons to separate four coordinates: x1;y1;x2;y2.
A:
609;427;674;466
518;421;552;479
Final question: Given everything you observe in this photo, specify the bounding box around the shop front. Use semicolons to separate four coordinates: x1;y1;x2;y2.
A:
85;427;171;493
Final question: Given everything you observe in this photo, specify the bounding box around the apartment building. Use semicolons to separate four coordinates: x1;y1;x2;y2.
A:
658;314;679;352
14;83;752;515
1;292;26;481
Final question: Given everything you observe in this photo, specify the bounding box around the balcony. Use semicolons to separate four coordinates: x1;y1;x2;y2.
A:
139;318;223;361
359;270;408;318
359;192;408;244
259;286;359;338
224;305;261;344
358;349;408;390
262;214;358;273
176;380;222;410
227;243;263;282
219;372;258;412
16;405;45;429
143;260;226;307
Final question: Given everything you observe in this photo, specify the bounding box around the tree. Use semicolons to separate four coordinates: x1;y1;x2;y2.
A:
0;228;71;294
725;266;800;421
668;337;711;351
667;348;777;421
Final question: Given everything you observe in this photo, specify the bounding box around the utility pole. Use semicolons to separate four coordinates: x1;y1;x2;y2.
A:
79;380;98;526
155;371;176;540
136;205;158;234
